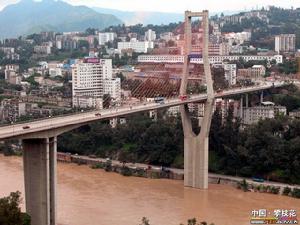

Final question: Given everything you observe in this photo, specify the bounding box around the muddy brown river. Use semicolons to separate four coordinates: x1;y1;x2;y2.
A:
0;155;299;225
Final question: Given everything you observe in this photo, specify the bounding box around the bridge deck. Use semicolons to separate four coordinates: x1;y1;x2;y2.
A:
0;82;287;140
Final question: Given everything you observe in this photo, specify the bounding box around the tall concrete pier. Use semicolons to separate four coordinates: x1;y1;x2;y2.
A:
180;11;214;189
23;137;57;225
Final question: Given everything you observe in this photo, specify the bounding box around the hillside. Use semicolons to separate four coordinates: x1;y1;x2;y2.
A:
93;7;242;26
219;7;300;49
0;0;123;38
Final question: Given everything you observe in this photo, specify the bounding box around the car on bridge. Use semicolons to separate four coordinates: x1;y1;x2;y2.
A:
22;126;30;130
95;113;101;116
179;95;188;101
154;97;165;104
188;53;202;60
216;88;223;94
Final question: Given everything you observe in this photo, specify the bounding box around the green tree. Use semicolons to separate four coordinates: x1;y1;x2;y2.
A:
212;67;228;90
0;141;15;156
85;28;96;35
116;72;126;82
278;59;298;74
179;218;215;225
25;74;40;88
0;191;30;225
78;40;89;49
139;217;150;225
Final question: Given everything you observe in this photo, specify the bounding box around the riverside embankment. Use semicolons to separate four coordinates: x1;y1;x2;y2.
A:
58;152;300;195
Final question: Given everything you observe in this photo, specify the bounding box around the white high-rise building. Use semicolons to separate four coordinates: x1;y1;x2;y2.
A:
251;65;266;77
72;58;104;109
160;32;174;41
103;78;121;100
144;29;156;41
219;42;230;55
223;63;237;86
102;58;121;100
275;34;296;53
5;64;21;85
98;33;116;45
118;40;154;53
224;31;251;45
34;45;51;55
213;63;237;86
101;59;113;79
72;58;121;108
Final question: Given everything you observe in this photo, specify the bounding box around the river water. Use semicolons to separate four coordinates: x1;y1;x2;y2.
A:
0;154;299;225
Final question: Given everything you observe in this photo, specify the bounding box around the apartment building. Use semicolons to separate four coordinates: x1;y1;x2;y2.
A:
4;64;21;85
275;34;296;53
72;58;104;109
118;40;154;53
144;29;156;42
98;32;116;45
72;58;121;108
242;102;287;125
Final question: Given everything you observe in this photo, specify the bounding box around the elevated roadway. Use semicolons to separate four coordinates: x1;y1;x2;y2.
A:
0;81;287;140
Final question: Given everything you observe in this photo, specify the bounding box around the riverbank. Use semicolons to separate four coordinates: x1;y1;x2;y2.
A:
57;152;300;198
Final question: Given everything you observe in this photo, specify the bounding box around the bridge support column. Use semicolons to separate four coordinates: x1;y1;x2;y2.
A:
260;91;264;103
109;118;118;128
224;98;228;117
23;137;57;225
245;94;249;108
181;99;214;189
149;110;158;121
180;10;214;189
239;96;243;119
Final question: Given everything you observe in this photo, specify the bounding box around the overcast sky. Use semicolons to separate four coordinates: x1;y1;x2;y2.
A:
0;0;300;12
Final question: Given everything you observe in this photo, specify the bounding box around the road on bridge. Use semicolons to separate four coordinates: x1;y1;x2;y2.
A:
0;81;288;140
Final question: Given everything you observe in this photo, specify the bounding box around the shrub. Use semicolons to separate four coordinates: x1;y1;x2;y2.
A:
179;218;215;225
257;185;263;192
150;171;160;179
135;168;146;177
139;217;150;225
291;188;300;198
76;161;86;165
187;218;197;225
238;179;249;192
139;217;214;225
120;166;132;176
91;163;104;169
262;185;270;193
270;186;280;194
282;187;291;196
21;213;31;225
104;160;112;172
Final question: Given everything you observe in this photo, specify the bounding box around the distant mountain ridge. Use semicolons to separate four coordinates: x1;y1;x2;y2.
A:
93;7;183;25
0;0;123;39
0;0;243;38
93;7;243;25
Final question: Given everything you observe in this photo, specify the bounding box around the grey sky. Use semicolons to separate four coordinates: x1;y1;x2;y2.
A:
1;0;300;12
